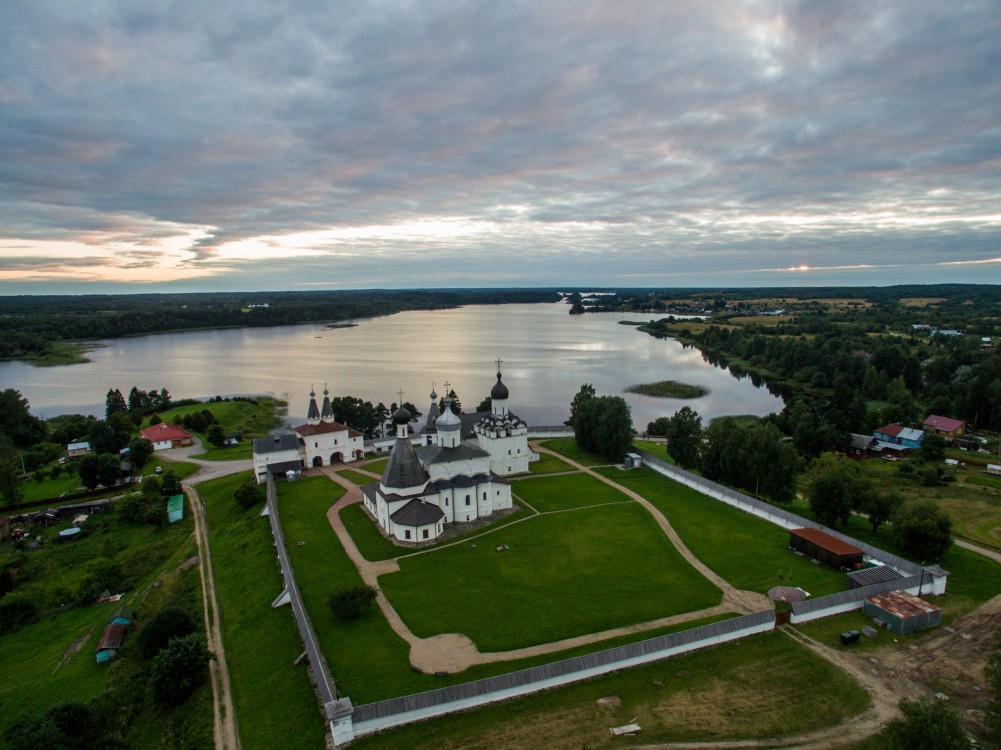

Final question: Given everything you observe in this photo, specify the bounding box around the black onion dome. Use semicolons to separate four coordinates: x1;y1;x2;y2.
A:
392;405;412;424
490;372;509;400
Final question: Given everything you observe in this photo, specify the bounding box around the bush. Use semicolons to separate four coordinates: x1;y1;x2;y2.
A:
234;481;262;510
150;634;212;705
328;586;377;621
886;696;968;749
137;606;197;659
0;589;36;633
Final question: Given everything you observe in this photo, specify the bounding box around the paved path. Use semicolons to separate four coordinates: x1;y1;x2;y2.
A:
317;452;767;674
956;537;1001;564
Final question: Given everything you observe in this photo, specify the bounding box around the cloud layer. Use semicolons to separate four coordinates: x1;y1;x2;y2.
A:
1;0;999;291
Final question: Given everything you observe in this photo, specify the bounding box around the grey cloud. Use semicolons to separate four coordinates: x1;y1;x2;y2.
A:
0;0;999;290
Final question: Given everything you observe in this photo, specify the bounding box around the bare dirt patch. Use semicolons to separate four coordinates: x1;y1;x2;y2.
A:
900;297;947;307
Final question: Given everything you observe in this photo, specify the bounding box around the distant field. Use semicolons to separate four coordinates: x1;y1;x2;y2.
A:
900;297;947;306
730;315;795;325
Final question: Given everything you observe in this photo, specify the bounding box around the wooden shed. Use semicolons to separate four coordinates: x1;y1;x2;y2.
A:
789;528;864;570
96;622;127;663
863;590;941;635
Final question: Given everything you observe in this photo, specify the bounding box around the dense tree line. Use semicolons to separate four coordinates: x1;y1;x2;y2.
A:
0;289;561;361
567;384;634;462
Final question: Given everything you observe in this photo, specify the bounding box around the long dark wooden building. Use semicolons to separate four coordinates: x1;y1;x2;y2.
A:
789;528;864;570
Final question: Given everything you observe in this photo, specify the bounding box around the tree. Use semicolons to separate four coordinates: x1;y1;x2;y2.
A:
0;390;46;448
206;423;226;449
160;471;182;497
0;461;21;508
137;606;197;659
805;452;866;527
328;586;378;621
234;481;262;510
96;453;121;487
893;501;953;562
920;433;948;463
438;389;462;415
566;384;596;428
77;453;101;491
150;634;212;705
5;701;95;750
885;696;968;750
665;407;702;470
573;395;633;462
127;437;154;469
105;388;127;420
646;416;671;437
860;488;904;534
743;422;798;503
476;396;492;412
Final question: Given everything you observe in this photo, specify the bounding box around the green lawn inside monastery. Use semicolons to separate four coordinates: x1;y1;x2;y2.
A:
511;471;631;512
596;466;849;597
378;502;722;651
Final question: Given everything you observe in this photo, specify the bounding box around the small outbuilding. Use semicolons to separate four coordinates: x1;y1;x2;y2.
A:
167;494;184;524
624;453;643;469
863;590;941;635
96;622;127;663
109;607;135;626
789;528;864;570
848;565;903;589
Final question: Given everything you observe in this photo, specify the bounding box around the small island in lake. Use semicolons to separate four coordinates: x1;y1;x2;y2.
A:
625;380;708;399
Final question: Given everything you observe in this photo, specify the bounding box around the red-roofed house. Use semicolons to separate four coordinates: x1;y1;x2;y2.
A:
140;423;194;451
923;415;965;438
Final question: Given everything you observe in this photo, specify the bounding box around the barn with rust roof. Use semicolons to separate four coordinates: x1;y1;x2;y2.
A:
789;528;864;570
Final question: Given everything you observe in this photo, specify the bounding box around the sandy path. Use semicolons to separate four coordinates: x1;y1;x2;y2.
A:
316;451;768;674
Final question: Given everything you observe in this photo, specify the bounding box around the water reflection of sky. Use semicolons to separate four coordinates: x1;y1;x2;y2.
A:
1;303;783;429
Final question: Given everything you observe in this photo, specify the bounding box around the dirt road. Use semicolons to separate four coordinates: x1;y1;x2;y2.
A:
168;439;244;750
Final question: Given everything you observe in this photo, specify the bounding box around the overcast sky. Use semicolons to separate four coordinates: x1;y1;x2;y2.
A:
1;0;999;294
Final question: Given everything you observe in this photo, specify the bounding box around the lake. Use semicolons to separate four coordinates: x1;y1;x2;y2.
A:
0;302;783;429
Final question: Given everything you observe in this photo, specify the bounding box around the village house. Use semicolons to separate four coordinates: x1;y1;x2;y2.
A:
872;424;924;454
922;415;965;438
66;441;92;458
140;423;194;450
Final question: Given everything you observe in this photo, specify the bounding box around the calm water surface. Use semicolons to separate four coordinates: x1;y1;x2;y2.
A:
0;303;782;428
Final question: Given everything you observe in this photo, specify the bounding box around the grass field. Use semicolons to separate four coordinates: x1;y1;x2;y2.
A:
538;438;611;467
339;502;400;561
596;466;849;596
527;451;575;474
278;478;740;705
511;472;630;512
379;503;722;651
199;471;327;750
152;397;282;461
362;457;389;474
349;632;870;750
0;491;211;748
336;468;380;485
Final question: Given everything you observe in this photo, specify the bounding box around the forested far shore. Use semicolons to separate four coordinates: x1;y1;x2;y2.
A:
0;289;561;364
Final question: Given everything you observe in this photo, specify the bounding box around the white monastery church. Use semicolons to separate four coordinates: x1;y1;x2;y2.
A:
362;366;537;544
